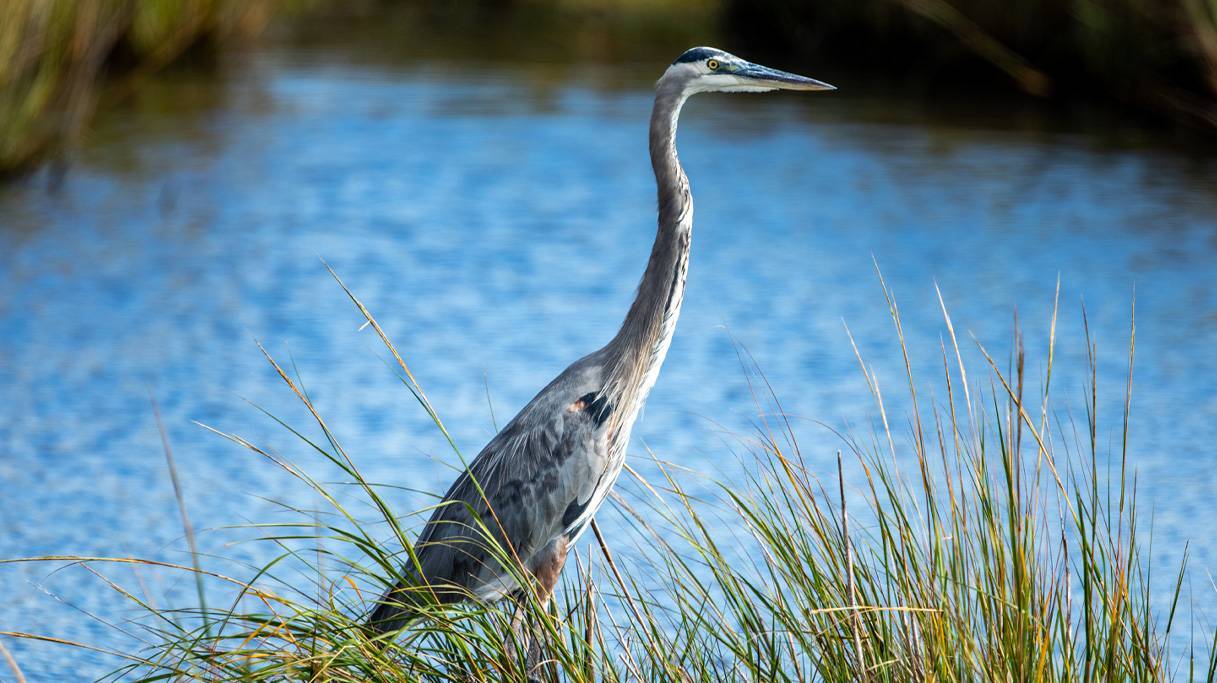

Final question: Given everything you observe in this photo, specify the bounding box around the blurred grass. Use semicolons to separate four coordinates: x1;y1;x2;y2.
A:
726;0;1217;128
0;0;280;177
4;0;1217;178
2;271;1212;681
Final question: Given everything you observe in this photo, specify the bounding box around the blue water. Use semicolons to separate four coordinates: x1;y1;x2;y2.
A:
2;48;1216;678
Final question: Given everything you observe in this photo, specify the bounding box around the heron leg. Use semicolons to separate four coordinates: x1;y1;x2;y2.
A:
531;537;570;607
506;588;529;654
504;538;570;680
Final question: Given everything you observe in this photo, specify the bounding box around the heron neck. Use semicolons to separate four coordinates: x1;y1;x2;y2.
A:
650;79;692;230
603;77;693;420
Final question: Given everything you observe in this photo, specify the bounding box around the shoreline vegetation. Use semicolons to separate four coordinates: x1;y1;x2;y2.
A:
3;0;1217;177
0;0;278;179
727;0;1217;130
2;272;1213;681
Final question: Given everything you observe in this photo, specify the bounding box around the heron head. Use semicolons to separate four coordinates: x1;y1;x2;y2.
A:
663;47;834;95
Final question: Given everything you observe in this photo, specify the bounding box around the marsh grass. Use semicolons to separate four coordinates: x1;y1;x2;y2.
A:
0;0;278;176
2;269;1213;681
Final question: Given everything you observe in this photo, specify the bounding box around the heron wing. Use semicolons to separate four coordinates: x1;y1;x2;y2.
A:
367;360;613;636
407;377;611;602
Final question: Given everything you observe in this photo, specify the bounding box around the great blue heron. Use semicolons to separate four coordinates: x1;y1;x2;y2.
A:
368;46;833;634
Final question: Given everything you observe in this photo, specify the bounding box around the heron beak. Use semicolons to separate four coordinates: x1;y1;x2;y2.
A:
736;62;835;91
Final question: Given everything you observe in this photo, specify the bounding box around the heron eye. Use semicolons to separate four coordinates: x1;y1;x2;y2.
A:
706;59;719;70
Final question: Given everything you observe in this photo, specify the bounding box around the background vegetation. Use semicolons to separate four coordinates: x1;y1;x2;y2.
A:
0;0;279;177
3;0;1217;177
726;0;1217;128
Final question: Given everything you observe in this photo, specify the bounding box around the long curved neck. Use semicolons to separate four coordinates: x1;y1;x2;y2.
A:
603;75;693;422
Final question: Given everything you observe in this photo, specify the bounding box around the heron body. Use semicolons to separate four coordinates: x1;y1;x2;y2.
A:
368;47;832;634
